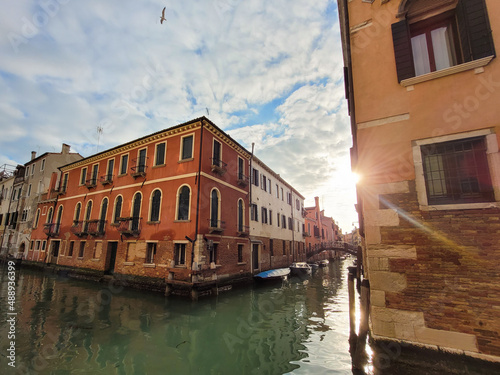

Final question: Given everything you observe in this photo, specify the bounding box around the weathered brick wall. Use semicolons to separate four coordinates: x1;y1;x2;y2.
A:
380;181;500;356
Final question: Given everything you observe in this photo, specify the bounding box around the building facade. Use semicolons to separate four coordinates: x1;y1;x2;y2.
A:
27;118;305;297
249;156;306;271
0;165;17;256
339;0;500;363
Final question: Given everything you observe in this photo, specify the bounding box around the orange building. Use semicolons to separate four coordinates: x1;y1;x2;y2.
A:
27;118;254;297
339;0;500;365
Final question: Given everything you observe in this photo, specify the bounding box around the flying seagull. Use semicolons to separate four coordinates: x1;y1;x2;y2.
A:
160;7;166;24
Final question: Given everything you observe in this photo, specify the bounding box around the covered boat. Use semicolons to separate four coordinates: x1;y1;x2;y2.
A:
254;268;290;282
289;262;312;277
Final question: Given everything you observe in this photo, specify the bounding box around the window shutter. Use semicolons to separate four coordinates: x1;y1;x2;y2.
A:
391;19;415;82
457;0;495;62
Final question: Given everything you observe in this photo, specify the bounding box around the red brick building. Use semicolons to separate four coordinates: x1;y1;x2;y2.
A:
27;118;255;297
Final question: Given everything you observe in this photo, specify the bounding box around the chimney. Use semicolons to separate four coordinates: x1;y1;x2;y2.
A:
314;196;320;208
61;143;70;154
31;151;36;160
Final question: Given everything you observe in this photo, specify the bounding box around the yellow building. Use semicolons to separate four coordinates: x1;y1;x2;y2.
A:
339;0;500;365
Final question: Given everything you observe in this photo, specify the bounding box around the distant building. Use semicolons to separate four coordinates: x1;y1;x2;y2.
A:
339;0;500;364
26;117;306;297
0;165;17;256
304;197;342;260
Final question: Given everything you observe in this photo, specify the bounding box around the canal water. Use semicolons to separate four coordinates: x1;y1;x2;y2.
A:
2;258;365;375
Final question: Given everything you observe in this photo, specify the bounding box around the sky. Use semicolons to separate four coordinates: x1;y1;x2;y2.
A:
0;0;358;233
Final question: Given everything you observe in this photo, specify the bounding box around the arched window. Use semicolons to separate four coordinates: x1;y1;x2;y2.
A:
210;189;220;228
131;192;141;231
47;207;53;224
238;199;244;232
99;198;108;233
55;205;63;230
73;202;81;225
83;201;92;232
113;196;122;224
33;209;40;228
177;185;190;221
150;190;161;222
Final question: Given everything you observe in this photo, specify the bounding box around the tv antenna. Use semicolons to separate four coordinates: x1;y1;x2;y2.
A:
96;126;103;153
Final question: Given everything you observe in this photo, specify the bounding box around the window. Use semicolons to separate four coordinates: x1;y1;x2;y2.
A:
136;148;147;173
420;136;494;205
55;206;63;233
174;243;186;265
262;174;267;191
261;207;268;224
83;201;92;232
93;242;102;259
209;243;218;264
99;198;108;233
68;241;74;257
238;244;243;263
277;212;280;227
181;135;194;160
31;164;35;176
238;199;245;232
177;185;190;220
250;204;258;222
150;190;161;222
155;142;166;166
281;215;286;229
91;164;99;185
34;209;40;228
276;184;279;198
281;188;284;201
47;207;53;224
212;139;222;167
105;159;114;181
282;240;286;256
296;199;300;211
131;193;141;231
146;243;156;264
268;178;271;194
61;173;69;192
35;240;40;251
41;159;45;171
270;239;274;256
269;210;273;225
41;241;46;251
252;168;259;187
73;202;81;225
288;217;293;231
114;196;123;223
210;189;220;228
27;184;31;197
79;241;85;258
238;157;245;180
80;167;87;185
120;154;129;175
392;0;495;82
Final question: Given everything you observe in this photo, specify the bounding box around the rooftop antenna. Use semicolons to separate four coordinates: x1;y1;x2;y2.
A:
206;108;209;116
96;126;103;153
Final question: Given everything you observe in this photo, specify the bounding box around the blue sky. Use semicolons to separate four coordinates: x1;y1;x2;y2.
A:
0;0;358;232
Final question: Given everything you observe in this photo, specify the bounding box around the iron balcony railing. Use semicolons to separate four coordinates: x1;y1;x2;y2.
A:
100;174;114;185
71;221;87;237
43;223;60;237
210;158;227;175
237;224;250;236
237;173;249;187
208;219;225;233
85;177;98;188
131;157;148;178
117;217;142;236
86;219;107;236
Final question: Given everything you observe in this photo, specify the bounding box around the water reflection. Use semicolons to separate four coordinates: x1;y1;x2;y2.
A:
1;260;354;374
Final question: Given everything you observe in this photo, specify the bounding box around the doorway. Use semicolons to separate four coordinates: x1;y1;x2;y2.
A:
50;241;60;264
252;243;260;273
105;242;118;274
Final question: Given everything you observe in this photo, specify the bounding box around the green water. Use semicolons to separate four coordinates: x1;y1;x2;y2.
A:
1;259;357;374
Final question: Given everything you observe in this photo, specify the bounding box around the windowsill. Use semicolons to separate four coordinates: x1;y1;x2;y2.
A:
401;56;494;87
174;220;190;223
110;223;120;227
117;174;128;178
152;164;165;169
175;264;187;268
77;257;83;260
147;221;161;225
178;158;194;163
91;258;100;262
143;263;156;268
123;262;135;266
420;201;500;211
237;262;247;266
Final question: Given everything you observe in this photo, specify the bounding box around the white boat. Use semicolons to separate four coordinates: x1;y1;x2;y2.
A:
290;262;312;276
318;259;329;267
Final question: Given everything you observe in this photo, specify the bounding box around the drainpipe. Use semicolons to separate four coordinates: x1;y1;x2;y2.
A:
45;195;59;264
291;190;295;262
191;119;204;272
249;143;254;271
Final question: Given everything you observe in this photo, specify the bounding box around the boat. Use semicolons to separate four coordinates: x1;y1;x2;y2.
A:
308;263;319;271
318;259;329;267
254;268;290;282
289;262;312;277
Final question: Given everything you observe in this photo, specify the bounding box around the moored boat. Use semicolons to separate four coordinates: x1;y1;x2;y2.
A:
318;259;329;267
254;268;290;282
290;262;312;276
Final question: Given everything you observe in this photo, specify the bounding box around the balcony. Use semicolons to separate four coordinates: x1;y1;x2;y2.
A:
208;219;225;233
237;225;250;237
237;173;249;187
210;158;227;176
303;232;311;237
117;217;142;236
85;177;98;189
131;158;148;178
43;223;60;237
301;208;308;218
86;219;106;236
71;221;87;237
100;174;114;185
